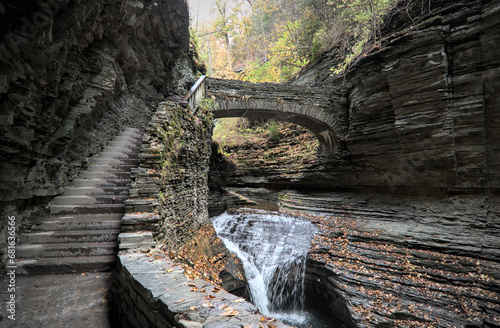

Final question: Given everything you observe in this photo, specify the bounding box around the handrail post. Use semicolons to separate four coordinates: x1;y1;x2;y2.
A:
181;75;206;112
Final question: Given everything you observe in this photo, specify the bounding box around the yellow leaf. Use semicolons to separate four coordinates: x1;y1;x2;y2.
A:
174;299;185;304
222;309;239;317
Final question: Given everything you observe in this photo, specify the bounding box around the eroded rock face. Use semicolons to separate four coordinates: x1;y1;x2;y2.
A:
0;0;195;214
281;191;500;327
291;0;500;193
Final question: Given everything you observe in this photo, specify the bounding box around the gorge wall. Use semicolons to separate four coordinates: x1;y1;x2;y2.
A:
0;0;196;219
208;1;500;327
273;0;500;194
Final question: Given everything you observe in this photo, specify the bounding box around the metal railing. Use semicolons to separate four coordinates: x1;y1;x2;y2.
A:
181;75;206;112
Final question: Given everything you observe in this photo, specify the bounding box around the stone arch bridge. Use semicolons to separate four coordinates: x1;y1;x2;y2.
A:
205;78;348;155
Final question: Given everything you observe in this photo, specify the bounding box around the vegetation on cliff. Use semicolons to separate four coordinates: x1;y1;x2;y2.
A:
191;0;400;82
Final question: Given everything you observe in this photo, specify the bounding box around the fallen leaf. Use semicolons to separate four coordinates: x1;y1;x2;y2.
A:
222;309;239;317
190;287;199;292
267;324;276;328
174;299;185;304
199;288;206;293
188;283;197;287
234;298;245;303
189;306;197;311
212;287;221;293
166;269;174;273
201;302;214;308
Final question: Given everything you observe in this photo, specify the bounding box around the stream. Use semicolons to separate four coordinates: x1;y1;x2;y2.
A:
211;203;337;328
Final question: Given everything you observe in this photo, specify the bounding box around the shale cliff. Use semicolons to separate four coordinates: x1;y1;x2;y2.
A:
0;0;196;217
292;0;500;193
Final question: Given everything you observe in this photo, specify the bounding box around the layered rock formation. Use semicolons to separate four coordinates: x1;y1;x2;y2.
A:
292;0;500;193
281;191;500;327
0;0;195;217
122;98;246;293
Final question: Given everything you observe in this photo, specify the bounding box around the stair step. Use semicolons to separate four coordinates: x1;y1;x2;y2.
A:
16;255;117;274
88;158;139;165
105;142;141;149
99;146;138;154
118;130;142;137
51;204;125;215
79;171;131;179
61;186;130;196
19;229;121;244
31;214;122;231
96;152;137;160
52;195;128;206
16;242;118;258
70;178;131;188
85;164;137;172
112;135;141;141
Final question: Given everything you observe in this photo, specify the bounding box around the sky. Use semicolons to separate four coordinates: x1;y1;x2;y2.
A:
188;0;218;27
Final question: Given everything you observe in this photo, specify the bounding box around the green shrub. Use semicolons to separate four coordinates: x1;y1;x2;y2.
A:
267;121;280;142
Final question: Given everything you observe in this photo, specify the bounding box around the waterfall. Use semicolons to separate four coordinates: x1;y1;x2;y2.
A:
211;208;317;323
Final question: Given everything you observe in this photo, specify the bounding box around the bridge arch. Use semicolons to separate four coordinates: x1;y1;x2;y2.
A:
212;106;337;155
206;78;348;156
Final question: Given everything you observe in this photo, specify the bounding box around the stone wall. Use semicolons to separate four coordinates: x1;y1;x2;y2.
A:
151;101;213;249
112;253;291;328
289;0;500;193
114;99;273;327
119;97;246;290
0;0;195;217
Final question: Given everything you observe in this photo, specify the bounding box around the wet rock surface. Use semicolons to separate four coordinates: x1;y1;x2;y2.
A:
281;191;500;327
0;272;113;328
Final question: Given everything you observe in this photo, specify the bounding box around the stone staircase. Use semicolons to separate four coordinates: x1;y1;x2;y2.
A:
16;128;143;274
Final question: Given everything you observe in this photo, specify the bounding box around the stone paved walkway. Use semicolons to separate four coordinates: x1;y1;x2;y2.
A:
1;273;113;328
1;128;143;327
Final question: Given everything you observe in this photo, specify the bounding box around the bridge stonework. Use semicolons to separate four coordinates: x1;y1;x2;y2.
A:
206;78;348;155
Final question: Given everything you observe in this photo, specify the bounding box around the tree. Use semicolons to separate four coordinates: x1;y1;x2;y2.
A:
192;0;399;81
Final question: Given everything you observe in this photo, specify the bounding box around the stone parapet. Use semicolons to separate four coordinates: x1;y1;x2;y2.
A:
113;253;291;328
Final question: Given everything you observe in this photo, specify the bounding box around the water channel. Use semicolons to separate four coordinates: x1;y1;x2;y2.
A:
211;200;338;328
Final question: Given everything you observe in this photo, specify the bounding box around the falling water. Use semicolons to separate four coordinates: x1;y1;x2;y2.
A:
211;208;318;325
